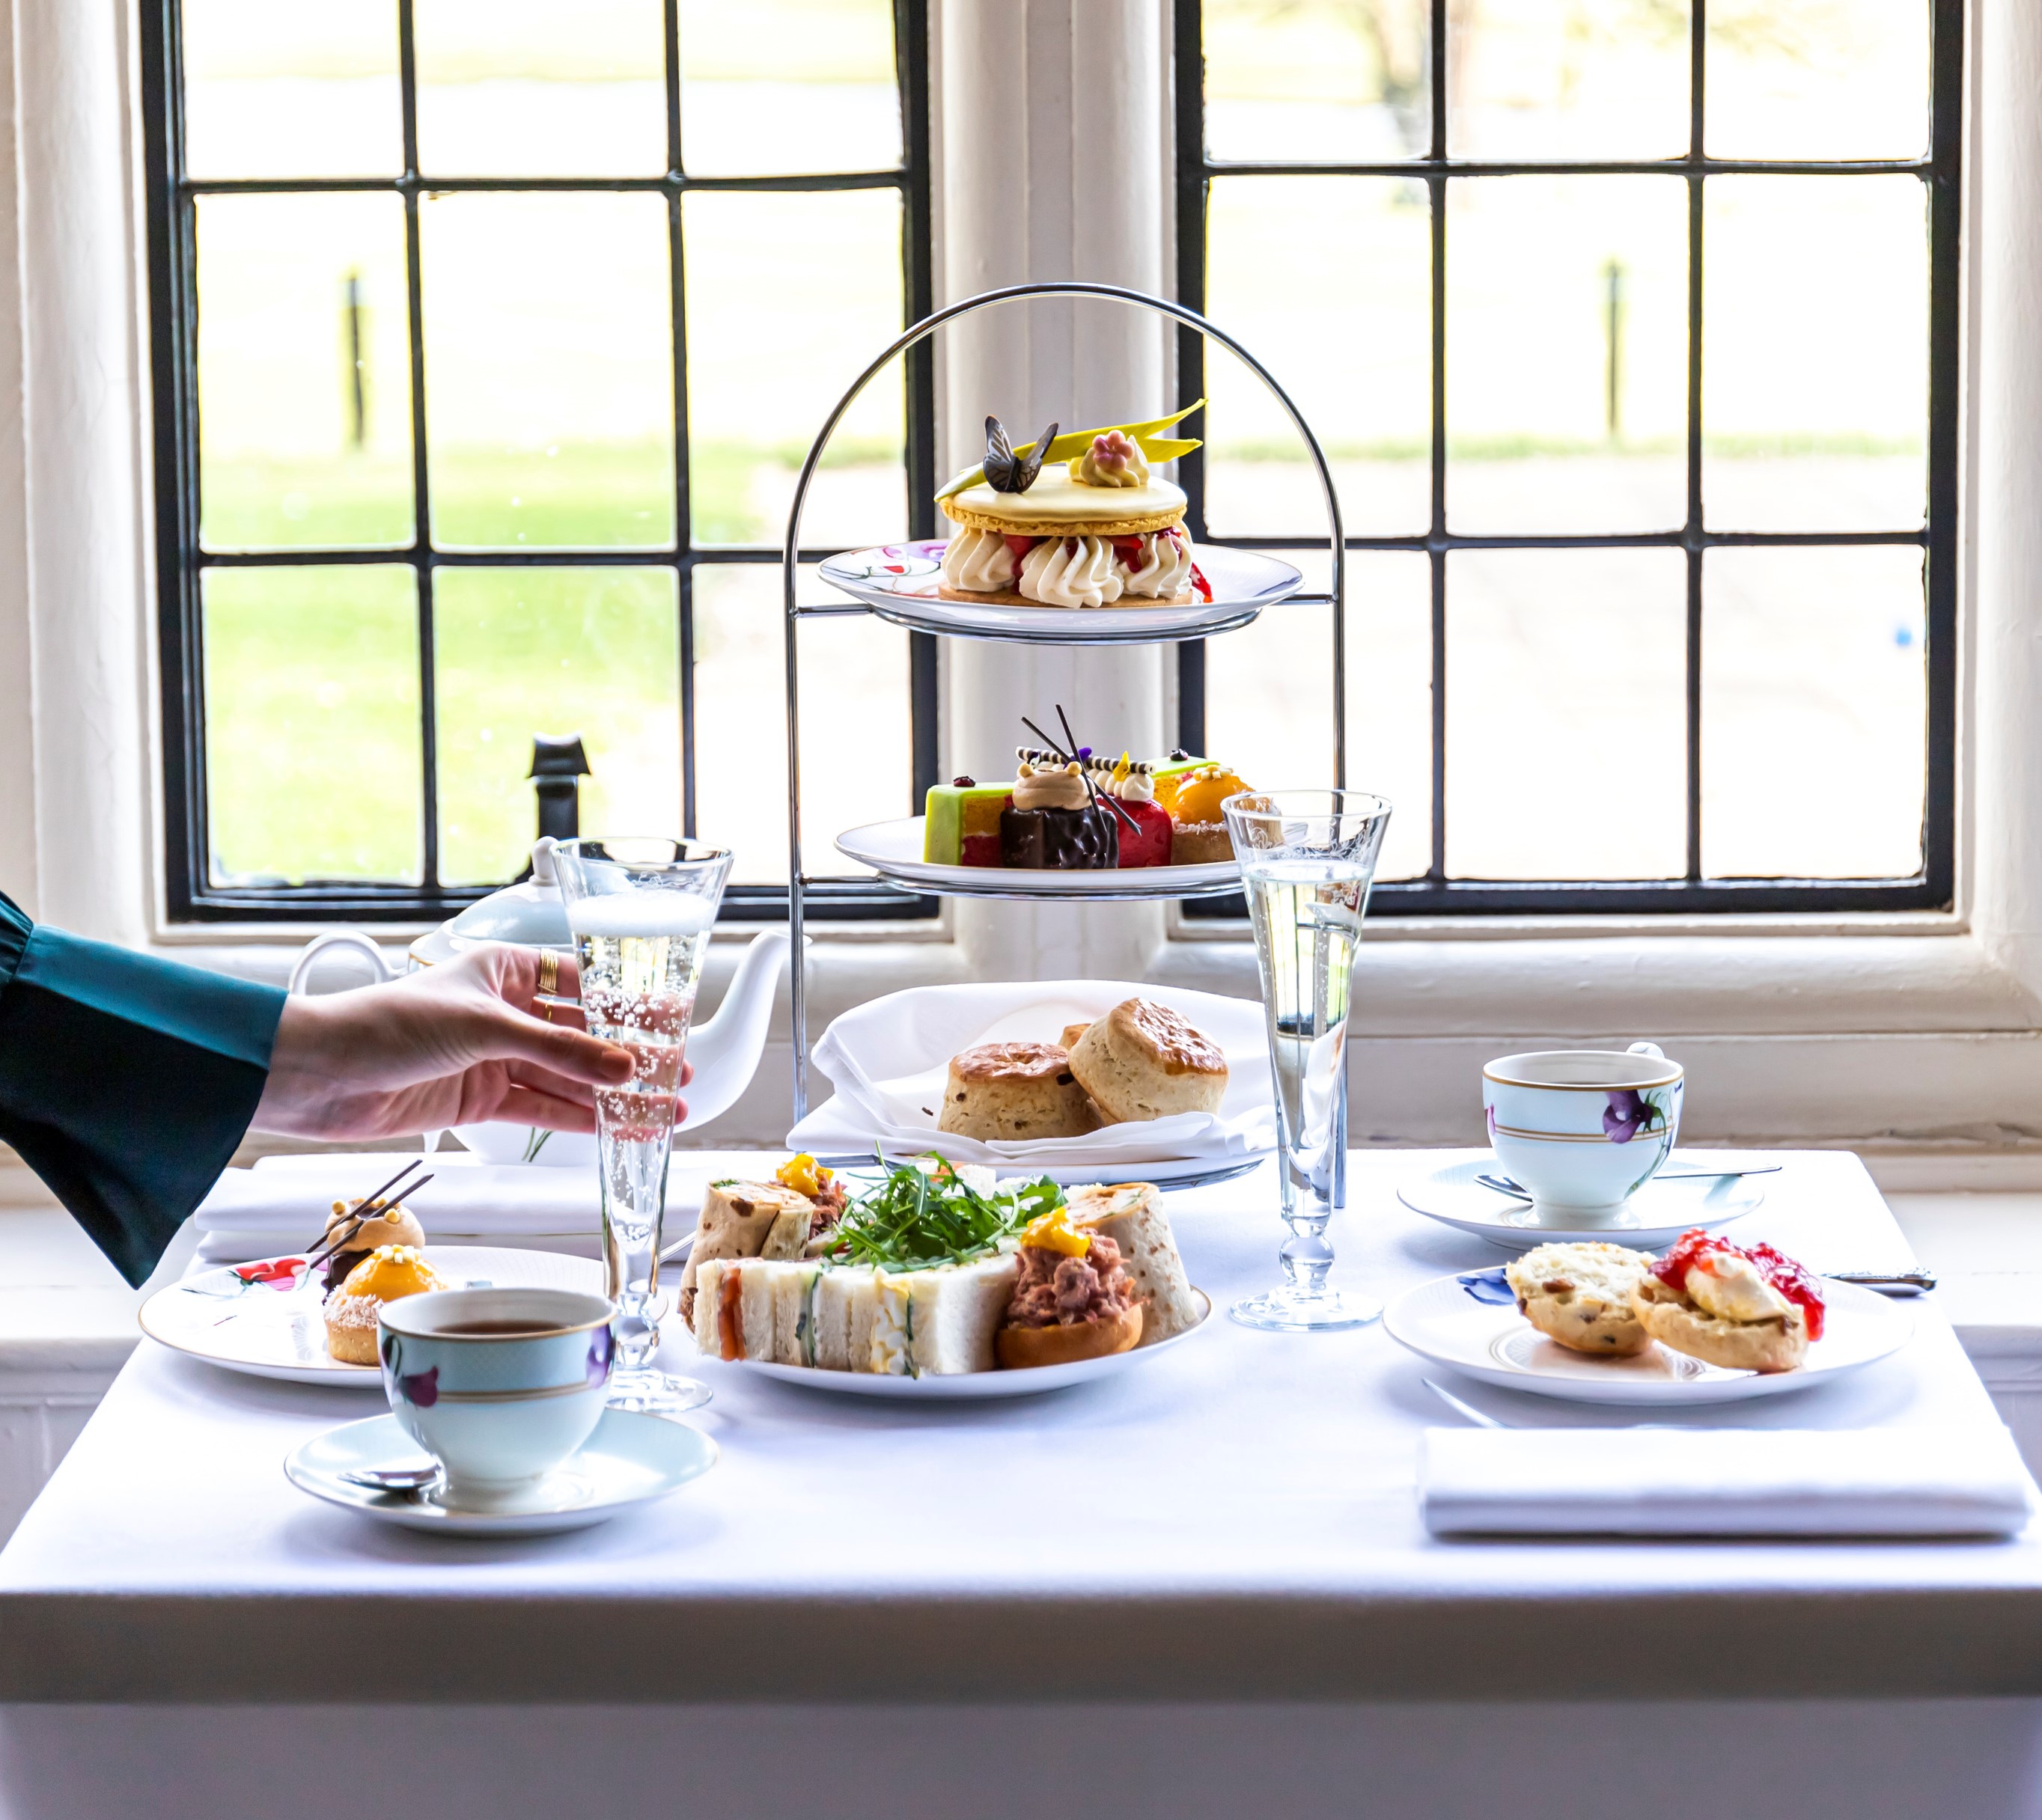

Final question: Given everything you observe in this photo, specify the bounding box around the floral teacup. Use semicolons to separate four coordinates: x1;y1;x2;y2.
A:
1481;1042;1683;1221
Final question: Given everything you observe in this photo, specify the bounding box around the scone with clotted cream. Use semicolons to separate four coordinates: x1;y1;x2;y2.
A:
1630;1230;1823;1373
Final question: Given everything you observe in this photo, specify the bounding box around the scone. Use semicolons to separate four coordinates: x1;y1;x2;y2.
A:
1059;1020;1094;1052
1067;998;1228;1123
1504;1242;1654;1357
939;1040;1100;1141
1631;1232;1819;1373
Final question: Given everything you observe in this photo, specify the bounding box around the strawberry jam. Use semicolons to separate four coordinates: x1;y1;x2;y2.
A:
1653;1229;1825;1341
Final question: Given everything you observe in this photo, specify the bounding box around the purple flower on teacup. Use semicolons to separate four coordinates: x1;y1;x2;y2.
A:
585;1326;615;1389
396;1365;440;1408
1603;1087;1668;1144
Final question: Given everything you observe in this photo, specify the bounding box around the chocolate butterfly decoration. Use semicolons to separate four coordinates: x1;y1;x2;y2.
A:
983;415;1059;493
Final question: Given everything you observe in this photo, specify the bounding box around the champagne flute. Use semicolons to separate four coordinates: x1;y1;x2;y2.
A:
552;837;733;1414
1222;789;1392;1332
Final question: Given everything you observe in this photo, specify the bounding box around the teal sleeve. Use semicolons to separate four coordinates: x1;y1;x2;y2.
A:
0;893;286;1286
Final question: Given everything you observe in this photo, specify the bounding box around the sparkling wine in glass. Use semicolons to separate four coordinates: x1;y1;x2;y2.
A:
1222;789;1392;1332
554;838;732;1414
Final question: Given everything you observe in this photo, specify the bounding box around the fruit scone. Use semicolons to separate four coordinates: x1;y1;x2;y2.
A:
1630;1229;1826;1373
1503;1242;1655;1357
935;409;1210;609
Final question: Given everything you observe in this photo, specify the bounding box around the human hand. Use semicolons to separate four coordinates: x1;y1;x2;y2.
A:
252;944;688;1141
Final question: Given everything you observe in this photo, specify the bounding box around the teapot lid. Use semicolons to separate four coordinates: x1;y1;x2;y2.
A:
445;838;572;949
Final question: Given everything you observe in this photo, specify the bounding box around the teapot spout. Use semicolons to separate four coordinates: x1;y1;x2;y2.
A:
679;929;787;1132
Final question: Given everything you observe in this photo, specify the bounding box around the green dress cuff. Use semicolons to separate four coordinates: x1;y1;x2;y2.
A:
0;893;286;1286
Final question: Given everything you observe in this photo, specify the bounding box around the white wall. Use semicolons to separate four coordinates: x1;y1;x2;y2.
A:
1;0;2041;1158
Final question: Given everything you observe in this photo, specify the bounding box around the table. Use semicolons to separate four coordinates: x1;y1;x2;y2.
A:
5;1149;2042;1820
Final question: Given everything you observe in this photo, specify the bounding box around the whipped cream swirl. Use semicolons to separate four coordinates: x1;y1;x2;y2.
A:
1068;430;1149;489
939;526;1020;593
1019;535;1125;608
1121;528;1192;599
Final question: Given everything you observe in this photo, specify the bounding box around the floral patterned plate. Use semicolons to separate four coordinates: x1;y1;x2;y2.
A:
816;540;1300;645
139;1247;602;1387
1397;1155;1765;1253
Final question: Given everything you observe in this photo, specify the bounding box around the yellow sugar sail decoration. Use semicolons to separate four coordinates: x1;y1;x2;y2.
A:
935;400;1206;502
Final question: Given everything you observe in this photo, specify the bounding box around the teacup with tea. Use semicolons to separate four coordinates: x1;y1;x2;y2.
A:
1481;1042;1684;1221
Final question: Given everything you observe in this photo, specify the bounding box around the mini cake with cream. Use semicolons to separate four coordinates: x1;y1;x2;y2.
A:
323;1243;448;1365
936;409;1210;610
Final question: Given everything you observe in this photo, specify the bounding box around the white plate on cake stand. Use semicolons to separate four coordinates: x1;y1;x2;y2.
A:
285;1408;717;1536
706;1289;1211;1399
139;1246;602;1387
816;540;1301;645
1397;1156;1766;1252
1385;1269;1912;1407
835;816;1240;900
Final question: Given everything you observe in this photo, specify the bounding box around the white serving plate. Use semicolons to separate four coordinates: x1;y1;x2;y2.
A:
1385;1269;1913;1407
284;1408;717;1537
140;1246;603;1387
817;540;1301;646
835;816;1239;901
1398;1155;1764;1251
711;1289;1211;1400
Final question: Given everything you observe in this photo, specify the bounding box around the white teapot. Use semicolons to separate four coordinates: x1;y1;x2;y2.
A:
289;838;785;1165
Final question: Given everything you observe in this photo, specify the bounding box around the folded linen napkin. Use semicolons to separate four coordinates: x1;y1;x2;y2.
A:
190;1152;709;1264
787;979;1278;1170
1419;1425;2037;1539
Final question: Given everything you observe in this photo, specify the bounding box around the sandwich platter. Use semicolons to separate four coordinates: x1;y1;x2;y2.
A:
1385;1269;1913;1408
834;817;1240;901
817;541;1299;646
703;1289;1211;1400
139;1246;601;1387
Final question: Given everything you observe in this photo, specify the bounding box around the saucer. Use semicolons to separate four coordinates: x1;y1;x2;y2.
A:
284;1408;717;1536
1397;1155;1765;1252
1384;1268;1913;1407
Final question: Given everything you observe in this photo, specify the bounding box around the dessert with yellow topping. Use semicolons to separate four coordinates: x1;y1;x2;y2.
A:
323;1244;448;1365
936;409;1210;610
1164;763;1249;865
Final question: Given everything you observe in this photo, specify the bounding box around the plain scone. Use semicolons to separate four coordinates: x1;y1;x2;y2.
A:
1631;1274;1810;1372
1066;1181;1201;1345
1067;998;1228;1123
939;1040;1100;1141
1504;1242;1654;1357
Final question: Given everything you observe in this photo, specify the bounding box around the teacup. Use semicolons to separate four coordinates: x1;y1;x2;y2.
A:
1481;1042;1684;1221
378;1288;615;1506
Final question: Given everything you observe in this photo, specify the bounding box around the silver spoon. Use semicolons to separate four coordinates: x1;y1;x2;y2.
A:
340;1464;441;1494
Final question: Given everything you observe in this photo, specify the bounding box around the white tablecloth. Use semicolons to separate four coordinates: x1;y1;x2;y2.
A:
6;1150;2042;1820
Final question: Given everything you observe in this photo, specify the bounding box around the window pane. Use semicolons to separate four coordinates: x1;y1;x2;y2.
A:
434;568;680;885
1203;0;1428;164
1450;0;1689;160
680;0;902;177
414;0;665;177
1445;549;1686;879
420;194;675;549
683;192;905;547
183;0;400;179
197;194;414;552
1702;546;1925;878
1707;0;1930;160
1204;551;1432;883
1703;176;1926;533
692;565;910;885
1205;177;1429;538
1448;176;1686;534
202;567;421;885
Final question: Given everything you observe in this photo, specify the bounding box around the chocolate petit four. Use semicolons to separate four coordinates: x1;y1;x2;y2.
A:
1000;747;1121;870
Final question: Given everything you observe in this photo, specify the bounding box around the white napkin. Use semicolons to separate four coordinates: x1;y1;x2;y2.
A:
190;1152;706;1263
1419;1426;2038;1539
787;979;1277;1169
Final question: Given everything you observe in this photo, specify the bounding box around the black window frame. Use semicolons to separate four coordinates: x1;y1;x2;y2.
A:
141;0;938;924
1174;0;1961;917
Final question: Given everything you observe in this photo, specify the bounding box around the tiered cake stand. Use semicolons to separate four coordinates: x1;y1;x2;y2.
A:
781;281;1345;1121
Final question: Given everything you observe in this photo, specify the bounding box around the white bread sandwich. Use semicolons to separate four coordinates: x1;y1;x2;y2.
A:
1065;1181;1199;1344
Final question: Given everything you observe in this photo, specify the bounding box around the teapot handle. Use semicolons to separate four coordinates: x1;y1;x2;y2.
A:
288;930;399;996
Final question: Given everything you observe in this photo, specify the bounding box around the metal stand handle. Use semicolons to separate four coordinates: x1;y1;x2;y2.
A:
781;281;1347;1123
